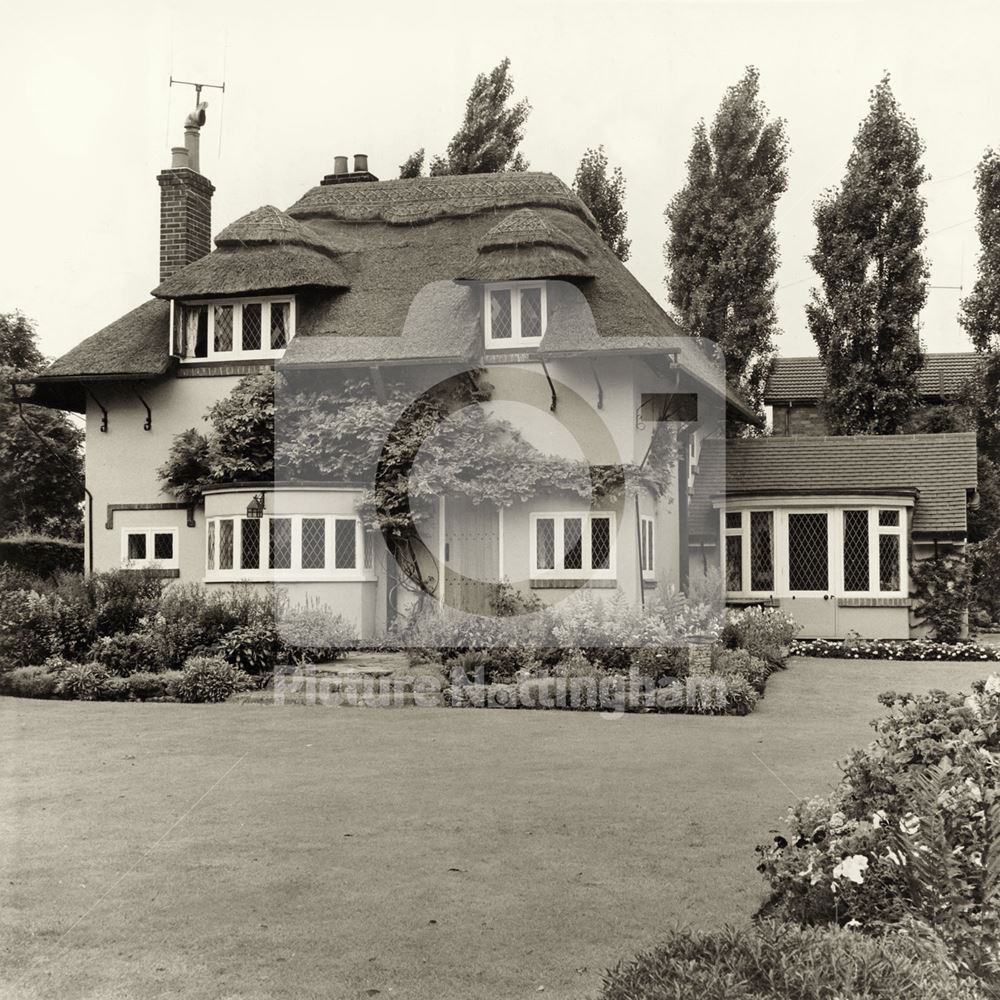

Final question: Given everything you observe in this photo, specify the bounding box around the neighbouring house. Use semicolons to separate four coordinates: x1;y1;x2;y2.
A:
765;352;981;436
684;354;981;640
19;109;979;642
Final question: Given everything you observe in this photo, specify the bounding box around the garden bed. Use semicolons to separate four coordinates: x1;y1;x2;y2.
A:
792;637;1000;662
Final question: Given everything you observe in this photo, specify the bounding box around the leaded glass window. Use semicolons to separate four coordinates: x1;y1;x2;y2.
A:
219;519;234;571
153;532;174;561
490;289;512;340
270;302;289;350
269;518;292;570
593;516;612;571
214;305;233;352
301;518;325;570
520;287;543;338
787;513;828;591
879;534;900;591
335;519;356;569
725;535;743;592
536;518;555;570
242;302;262;351
843;510;870;592
207;521;216;570
749;511;774;591
564;518;583;570
241;518;261;570
127;533;146;561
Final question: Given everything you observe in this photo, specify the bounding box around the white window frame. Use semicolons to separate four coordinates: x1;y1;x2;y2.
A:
175;295;296;362
484;282;547;349
204;514;368;582
529;511;616;580
121;527;179;570
640;515;655;580
722;503;908;599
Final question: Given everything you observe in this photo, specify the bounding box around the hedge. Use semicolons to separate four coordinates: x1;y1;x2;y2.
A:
0;535;84;577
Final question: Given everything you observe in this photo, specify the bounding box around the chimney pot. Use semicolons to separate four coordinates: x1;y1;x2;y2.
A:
171;146;190;169
353;153;368;173
184;124;201;174
334;156;349;176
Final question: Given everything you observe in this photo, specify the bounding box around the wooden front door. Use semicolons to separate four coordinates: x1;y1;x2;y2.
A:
443;497;500;616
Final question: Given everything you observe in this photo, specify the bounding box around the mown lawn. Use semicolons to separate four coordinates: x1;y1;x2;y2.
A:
0;657;992;1000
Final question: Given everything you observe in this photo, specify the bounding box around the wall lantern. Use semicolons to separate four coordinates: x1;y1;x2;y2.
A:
246;493;266;519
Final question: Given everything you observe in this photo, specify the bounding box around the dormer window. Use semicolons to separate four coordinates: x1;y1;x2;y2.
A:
173;296;295;361
484;282;546;349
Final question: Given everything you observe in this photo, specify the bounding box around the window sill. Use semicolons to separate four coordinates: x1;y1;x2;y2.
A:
837;597;911;608
530;578;618;590
205;572;376;584
121;567;180;578
726;596;778;606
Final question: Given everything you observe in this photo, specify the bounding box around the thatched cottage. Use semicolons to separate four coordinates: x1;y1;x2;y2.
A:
22;110;979;640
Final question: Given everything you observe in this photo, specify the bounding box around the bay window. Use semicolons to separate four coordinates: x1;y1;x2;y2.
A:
173;296;294;361
206;514;366;579
724;505;907;598
530;511;615;580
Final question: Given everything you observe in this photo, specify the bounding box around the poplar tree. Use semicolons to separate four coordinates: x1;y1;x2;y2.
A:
665;67;787;416
573;146;631;261
808;76;929;435
429;59;530;176
960;147;1000;459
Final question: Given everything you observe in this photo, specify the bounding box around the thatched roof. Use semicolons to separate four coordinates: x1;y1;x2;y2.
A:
288;172;599;227
151;205;348;299
33;171;756;422
457;208;596;282
26;299;172;412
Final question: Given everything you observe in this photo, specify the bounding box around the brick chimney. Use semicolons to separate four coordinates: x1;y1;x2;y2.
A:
320;152;379;186
157;103;215;282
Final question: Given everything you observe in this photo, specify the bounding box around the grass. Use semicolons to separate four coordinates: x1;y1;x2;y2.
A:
0;656;993;1000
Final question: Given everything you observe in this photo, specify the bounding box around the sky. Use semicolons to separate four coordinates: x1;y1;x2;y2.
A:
1;0;997;364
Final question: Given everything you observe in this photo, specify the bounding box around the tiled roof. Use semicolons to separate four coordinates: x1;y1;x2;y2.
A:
764;353;982;403
690;432;978;538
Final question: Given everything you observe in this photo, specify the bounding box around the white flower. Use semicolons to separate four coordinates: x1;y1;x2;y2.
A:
899;813;921;836
832;855;869;885
845;919;862;930
965;778;983;802
830;811;847;831
984;674;1000;695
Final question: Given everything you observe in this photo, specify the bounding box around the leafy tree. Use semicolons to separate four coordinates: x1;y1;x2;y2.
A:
664;66;788;417
426;58;530;176
808;76;929;435
0;312;84;540
573;146;631;261
398;148;425;180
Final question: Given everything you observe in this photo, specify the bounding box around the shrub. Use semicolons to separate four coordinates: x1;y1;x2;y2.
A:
89;569;165;637
600;921;989;1000
277;601;355;663
723;606;798;661
712;647;773;694
175;656;252;703
221;623;281;677
632;645;688;684
912;550;971;643
57;662;110;700
88;632;164;675
0;535;83;577
757;680;1000;980
0;664;62;698
126;670;182;701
